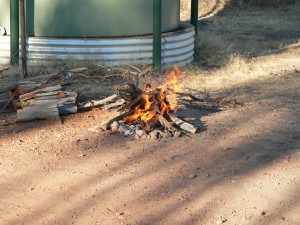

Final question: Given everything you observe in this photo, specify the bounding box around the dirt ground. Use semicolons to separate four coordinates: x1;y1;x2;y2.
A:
1;2;300;225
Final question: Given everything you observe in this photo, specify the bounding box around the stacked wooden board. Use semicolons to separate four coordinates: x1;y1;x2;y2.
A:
15;83;77;122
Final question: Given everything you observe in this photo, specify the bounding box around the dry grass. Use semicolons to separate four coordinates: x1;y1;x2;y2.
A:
180;0;297;20
194;34;235;68
227;0;296;7
180;0;226;20
180;0;300;98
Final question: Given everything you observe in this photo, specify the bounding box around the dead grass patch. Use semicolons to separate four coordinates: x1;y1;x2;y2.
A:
194;34;235;68
226;0;296;7
180;0;297;20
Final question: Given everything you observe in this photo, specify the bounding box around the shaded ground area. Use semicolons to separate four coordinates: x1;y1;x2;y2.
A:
1;2;300;225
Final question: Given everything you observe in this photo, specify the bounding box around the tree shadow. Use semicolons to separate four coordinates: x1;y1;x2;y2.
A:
197;1;300;62
0;70;299;225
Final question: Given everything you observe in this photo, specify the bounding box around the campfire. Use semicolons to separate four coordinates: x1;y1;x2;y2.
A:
106;66;198;139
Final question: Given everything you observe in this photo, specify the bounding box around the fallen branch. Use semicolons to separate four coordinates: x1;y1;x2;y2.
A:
101;100;125;110
78;94;119;110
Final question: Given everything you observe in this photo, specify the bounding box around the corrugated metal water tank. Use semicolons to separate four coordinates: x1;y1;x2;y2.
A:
0;0;180;37
0;0;195;66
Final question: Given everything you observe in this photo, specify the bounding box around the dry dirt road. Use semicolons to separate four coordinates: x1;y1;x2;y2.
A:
1;3;300;225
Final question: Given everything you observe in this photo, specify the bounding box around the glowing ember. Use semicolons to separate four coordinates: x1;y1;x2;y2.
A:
123;65;184;124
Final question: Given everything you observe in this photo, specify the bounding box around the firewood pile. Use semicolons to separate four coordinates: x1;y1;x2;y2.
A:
16;84;78;122
104;66;199;139
0;68;87;121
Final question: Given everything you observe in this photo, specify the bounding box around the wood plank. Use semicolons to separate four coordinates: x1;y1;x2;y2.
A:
58;105;77;115
68;67;88;73
0;99;12;108
35;91;65;98
38;85;62;93
169;115;198;134
19;85;64;106
28;96;76;107
15;83;41;95
17;103;59;122
0;72;59;95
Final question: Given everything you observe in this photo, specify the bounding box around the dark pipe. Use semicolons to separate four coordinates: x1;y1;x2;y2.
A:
10;0;19;65
20;0;27;78
191;0;199;37
153;0;162;69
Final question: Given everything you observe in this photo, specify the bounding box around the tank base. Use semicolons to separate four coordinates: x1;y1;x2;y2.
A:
0;23;195;67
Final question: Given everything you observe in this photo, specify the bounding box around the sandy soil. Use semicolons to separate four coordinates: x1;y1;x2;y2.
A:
1;3;300;225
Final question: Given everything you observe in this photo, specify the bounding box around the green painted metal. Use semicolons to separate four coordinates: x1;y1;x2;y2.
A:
25;0;180;37
191;0;199;36
0;0;10;35
10;0;19;65
153;0;162;68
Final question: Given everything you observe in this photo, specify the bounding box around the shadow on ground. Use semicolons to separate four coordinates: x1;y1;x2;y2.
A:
196;1;300;65
0;69;299;225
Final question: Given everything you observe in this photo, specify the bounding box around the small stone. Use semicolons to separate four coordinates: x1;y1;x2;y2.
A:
115;212;121;216
216;216;227;224
174;131;181;138
149;130;159;140
142;134;148;139
166;130;173;138
118;124;128;133
78;151;86;157
124;130;134;137
159;131;169;139
188;174;197;179
110;121;119;132
136;129;145;137
134;134;140;139
88;127;99;133
261;211;267;216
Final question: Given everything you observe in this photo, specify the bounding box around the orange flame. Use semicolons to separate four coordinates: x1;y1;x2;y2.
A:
160;65;184;112
123;94;155;124
123;65;184;124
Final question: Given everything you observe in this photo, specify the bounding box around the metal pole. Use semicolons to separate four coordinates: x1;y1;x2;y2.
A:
153;0;162;69
191;0;199;37
10;0;19;65
20;0;27;78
